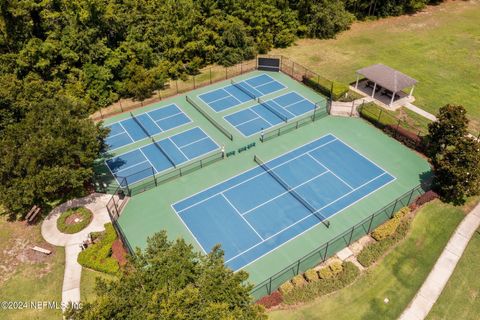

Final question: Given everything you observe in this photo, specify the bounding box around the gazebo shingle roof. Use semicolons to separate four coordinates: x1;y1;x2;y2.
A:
356;64;417;92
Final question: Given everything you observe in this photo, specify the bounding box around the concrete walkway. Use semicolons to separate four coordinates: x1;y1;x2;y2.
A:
403;102;437;121
41;193;111;310
399;202;480;320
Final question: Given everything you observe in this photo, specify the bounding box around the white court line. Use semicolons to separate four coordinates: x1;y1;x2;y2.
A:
307;154;354;190
241;170;330;217
179;136;210;149
225;90;320;138
250;107;274;126
232;175;397;270
225;172;389;264
173;210;208;254
146;112;164;132
203;89;233;105
221;193;264;241
107;130;128;139
118;122;135;143
114;160;150;175
153;111;183;122
168;137;189;161
175;137;338;214
269;99;295;118
232;116;262;128
138;148;158;173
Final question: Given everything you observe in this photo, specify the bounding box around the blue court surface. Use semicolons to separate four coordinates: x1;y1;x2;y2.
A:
105;104;191;150
106;127;219;185
198;74;286;112
224;92;317;137
173;134;395;271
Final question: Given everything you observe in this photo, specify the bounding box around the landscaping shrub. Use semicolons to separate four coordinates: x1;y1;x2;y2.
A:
302;75;349;101
329;260;343;275
57;207;93;234
371;207;410;241
304;269;319;282
318;266;334;279
78;223;120;274
384;125;424;151
256;291;283;309
415;190;439;207
291;274;307;287
279;281;294;295
358;209;412;267
282;262;359;304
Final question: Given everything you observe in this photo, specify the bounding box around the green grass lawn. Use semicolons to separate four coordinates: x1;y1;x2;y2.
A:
268;199;467;320
80;268;118;303
271;1;480;132
0;217;64;320
426;226;480;320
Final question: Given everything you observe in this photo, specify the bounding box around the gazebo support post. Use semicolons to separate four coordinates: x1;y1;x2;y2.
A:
389;91;396;107
371;83;377;97
355;74;360;89
409;85;415;98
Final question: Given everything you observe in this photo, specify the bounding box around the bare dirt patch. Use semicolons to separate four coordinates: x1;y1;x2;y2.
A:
0;218;58;285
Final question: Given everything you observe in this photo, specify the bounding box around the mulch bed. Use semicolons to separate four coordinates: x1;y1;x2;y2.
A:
111;239;128;266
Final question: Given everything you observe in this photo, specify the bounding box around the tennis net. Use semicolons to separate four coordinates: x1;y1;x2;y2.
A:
257;98;288;122
152;137;176;167
185;96;233;141
231;79;257;100
130;112;150;136
254;155;330;228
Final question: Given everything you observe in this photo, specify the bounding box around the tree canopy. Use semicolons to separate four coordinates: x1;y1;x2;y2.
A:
65;231;266;320
426;105;480;204
0;0;446;216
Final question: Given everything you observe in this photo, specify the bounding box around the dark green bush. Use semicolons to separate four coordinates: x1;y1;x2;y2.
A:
57;207;93;234
282;262;359;304
77;223;119;275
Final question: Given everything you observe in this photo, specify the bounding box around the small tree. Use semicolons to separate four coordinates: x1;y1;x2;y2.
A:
425;104;469;158
426;105;480;203
65;231;266;320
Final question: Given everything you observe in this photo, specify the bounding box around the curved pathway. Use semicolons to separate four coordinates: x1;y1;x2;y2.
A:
399;202;480;320
41;193;111;309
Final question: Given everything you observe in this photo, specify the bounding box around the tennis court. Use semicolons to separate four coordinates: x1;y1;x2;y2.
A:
105;104;191;150
172;134;395;271
224;92;318;137
198;73;286;112
106;127;219;185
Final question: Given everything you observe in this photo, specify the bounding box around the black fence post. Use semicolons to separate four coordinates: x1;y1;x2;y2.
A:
348;226;355;245
193;75;196;89
407;187;416;205
225;67;228;79
152;167;157;186
323;242;329;261
209;68;212;84
176;80;179;94
367;213;375;234
390;199;398;218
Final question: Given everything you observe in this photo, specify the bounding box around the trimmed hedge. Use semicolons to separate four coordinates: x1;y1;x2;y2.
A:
304;269;319;282
77;223;120;275
57;207;93;234
318;266;334;279
279;281;294;295
358;208;411;268
371;207;410;241
282;262;359;304
302;75;349;101
292;274;307;287
329;260;343;275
